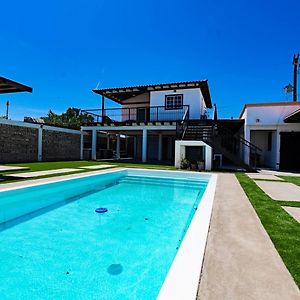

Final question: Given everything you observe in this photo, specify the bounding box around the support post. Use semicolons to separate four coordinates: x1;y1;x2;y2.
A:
116;134;121;160
101;95;105;121
38;125;43;161
107;134;110;150
142;129;147;163
293;54;299;102
158;133;162;161
91;129;97;160
80;130;84;160
133;136;137;159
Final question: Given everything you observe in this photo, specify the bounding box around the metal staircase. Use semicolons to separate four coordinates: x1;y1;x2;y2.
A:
176;119;261;171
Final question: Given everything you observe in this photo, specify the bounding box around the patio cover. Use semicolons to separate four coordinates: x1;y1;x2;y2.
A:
93;80;212;108
0;76;32;94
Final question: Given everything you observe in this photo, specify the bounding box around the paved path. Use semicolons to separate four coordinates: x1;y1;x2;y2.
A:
259;169;300;177
246;173;283;181
283;206;300;223
79;165;116;170
6;168;82;178
255;181;300;201
197;174;300;300
0;166;29;172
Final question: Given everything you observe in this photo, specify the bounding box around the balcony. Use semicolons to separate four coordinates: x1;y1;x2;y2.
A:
81;105;190;126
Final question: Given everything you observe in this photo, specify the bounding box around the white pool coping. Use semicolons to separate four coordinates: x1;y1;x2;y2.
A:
0;168;217;299
157;173;217;300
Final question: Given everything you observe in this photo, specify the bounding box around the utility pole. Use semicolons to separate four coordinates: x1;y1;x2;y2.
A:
6;101;10;119
293;54;299;102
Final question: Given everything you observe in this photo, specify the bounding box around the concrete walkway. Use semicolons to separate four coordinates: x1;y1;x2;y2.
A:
0;165;29;172
79;165;116;170
246;173;283;181
197;174;300;300
283;206;300;223
255;181;300;201
6;168;82;178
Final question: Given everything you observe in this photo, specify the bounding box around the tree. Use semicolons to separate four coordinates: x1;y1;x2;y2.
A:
41;107;94;129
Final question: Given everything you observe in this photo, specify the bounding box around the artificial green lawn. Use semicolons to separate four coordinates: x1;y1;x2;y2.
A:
236;173;300;288
0;161;176;184
279;176;300;187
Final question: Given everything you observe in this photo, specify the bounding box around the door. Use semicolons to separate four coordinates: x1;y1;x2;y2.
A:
136;108;149;122
280;132;300;171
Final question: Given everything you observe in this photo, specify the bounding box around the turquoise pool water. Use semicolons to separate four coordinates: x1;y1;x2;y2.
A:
0;170;208;300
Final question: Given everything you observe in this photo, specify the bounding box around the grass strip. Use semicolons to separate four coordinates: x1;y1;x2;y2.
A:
236;173;300;289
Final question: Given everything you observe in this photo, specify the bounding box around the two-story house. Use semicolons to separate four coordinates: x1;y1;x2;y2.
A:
81;80;213;164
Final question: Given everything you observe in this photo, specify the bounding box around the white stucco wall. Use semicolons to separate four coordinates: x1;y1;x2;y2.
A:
150;88;205;120
241;103;300;169
174;140;212;171
242;103;300;126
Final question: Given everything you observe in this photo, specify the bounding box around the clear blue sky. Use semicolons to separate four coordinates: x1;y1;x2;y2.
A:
0;0;299;120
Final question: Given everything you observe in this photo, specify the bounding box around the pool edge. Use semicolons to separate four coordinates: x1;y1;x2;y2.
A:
157;173;218;300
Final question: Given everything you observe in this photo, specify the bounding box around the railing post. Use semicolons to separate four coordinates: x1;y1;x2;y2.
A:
156;106;159;121
128;108;131;121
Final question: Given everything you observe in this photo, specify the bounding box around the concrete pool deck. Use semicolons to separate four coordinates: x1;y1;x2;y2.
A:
197;173;300;300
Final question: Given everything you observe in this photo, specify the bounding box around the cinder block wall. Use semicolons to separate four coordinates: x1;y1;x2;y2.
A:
0;123;38;163
42;130;81;161
0;120;81;163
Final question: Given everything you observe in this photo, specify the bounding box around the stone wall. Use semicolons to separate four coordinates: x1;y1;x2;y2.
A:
42;130;81;161
0;123;38;163
0;120;81;163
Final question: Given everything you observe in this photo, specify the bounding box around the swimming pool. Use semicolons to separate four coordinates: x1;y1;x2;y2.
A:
0;169;216;300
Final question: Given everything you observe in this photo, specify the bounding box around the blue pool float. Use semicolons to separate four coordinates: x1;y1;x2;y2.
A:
95;207;108;214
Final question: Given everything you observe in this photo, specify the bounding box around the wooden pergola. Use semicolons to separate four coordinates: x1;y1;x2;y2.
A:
0;76;32;94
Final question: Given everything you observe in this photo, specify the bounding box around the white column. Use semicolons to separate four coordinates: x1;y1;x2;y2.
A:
142;129;147;163
205;145;212;171
275;130;281;170
107;134;110;150
80;130;84;160
174;141;185;168
91;129;97;160
116;134;121;160
244;127;251;165
38;125;43;162
158;133;162;161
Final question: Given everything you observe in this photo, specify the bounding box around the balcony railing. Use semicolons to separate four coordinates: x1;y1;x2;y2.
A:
81;105;190;124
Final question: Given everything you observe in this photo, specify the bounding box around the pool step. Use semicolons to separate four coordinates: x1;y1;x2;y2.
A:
118;176;207;190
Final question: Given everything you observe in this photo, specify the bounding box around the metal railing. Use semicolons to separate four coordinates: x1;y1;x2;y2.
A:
81;105;190;124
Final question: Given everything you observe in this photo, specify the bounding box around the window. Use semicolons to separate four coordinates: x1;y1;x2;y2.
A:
165;94;183;110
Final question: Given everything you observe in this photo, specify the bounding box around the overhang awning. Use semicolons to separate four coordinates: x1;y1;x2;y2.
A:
0;76;32;94
93;80;212;108
284;108;300;123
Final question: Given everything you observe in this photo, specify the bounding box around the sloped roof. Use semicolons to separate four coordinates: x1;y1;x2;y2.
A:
93;80;212;108
284;107;300;123
0;76;32;94
239;101;300;118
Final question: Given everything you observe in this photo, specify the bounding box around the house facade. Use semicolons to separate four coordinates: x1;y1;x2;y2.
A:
240;102;300;170
81;80;213;164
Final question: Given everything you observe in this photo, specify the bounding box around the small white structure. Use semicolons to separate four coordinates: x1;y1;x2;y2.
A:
240;102;300;170
174;140;212;171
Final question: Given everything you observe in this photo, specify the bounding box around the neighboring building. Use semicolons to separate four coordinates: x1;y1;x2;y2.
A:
240;102;300;171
